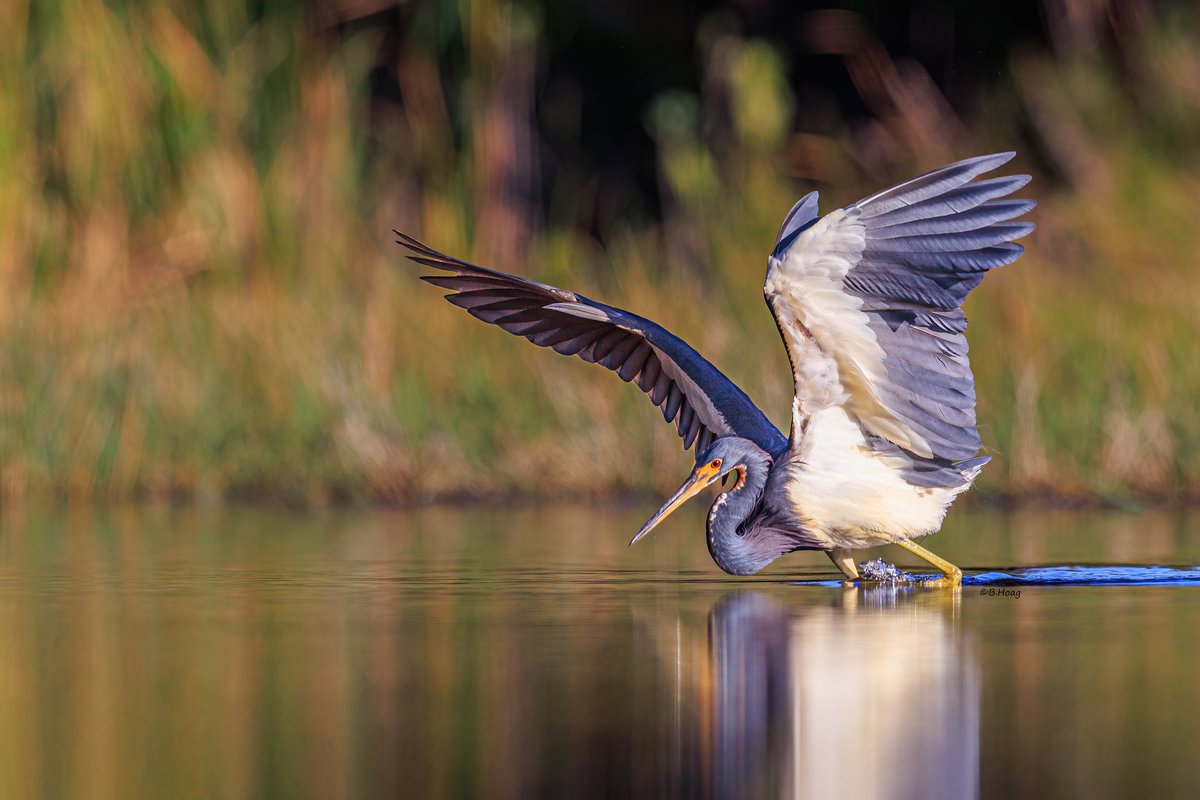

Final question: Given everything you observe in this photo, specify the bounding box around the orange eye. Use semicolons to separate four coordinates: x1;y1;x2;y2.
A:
709;459;721;469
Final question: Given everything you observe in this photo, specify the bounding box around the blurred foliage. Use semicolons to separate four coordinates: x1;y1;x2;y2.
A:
1;0;1199;505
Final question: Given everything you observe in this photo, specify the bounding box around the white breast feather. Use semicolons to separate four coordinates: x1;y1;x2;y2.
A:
785;407;975;549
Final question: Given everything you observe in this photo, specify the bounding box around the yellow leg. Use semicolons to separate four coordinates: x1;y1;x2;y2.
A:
894;538;962;586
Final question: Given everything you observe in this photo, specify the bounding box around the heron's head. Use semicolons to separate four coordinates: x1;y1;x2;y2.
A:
630;437;768;546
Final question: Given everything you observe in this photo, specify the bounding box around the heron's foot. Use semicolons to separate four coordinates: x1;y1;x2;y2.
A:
827;548;860;582
918;565;963;588
830;547;962;587
893;538;963;588
853;558;961;587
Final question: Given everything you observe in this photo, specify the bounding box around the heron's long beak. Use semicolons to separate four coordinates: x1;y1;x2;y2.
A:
630;461;723;546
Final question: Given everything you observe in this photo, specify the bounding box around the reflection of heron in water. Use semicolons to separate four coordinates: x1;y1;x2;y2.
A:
707;590;979;799
402;154;1034;583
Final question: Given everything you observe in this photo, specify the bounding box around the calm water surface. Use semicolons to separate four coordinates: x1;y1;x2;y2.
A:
1;505;1198;799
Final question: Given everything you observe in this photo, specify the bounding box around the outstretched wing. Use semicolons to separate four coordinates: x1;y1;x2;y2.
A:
764;152;1035;460
399;233;788;459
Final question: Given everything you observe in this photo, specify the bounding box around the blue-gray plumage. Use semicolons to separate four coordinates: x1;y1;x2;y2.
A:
771;191;820;259
399;152;1035;583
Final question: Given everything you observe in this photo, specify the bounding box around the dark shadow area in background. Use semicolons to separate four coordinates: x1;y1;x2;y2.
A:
339;0;1052;230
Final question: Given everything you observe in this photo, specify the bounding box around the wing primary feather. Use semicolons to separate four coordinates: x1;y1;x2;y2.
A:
533;322;599;349
591;329;629;362
863;175;1031;227
637;356;661;393
552;327;608;356
507;315;574;336
618;342;653;382
663;385;684;422
869;200;1036;236
602;336;641;371
421;275;545;294
651;370;673;405
860;243;1026;273
678;404;695;437
863;222;1034;253
855;152;1015;218
466;303;547;325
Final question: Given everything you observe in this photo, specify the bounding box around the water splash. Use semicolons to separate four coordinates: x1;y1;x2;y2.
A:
858;559;917;583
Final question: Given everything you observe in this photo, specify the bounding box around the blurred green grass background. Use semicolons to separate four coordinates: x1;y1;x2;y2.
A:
2;0;1199;505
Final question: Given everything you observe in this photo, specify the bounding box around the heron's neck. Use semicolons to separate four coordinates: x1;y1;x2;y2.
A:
706;450;774;576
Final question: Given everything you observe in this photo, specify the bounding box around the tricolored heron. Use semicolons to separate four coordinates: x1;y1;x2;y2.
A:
398;152;1034;584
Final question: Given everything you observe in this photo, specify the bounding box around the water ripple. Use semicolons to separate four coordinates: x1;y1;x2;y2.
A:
788;564;1200;588
965;565;1200;586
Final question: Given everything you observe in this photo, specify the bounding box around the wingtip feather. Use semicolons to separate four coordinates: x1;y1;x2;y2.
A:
393;231;455;264
949;151;1015;172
